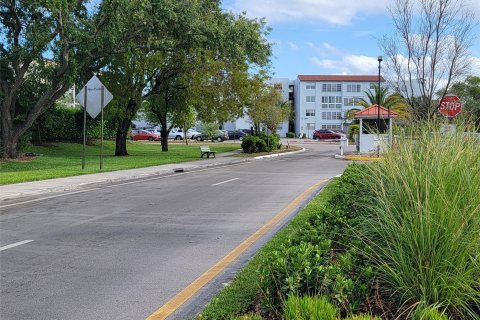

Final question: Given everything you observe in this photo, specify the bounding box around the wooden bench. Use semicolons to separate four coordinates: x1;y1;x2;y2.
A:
200;146;216;158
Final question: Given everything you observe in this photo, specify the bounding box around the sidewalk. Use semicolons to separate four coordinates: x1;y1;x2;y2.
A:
0;148;305;203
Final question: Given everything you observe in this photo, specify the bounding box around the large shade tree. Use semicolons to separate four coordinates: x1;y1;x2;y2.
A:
0;0;137;159
103;0;271;154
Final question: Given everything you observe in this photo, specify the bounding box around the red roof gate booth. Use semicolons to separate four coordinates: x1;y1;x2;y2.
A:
354;105;398;154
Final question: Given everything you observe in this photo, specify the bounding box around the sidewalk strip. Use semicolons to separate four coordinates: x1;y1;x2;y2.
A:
0;240;34;252
211;178;239;186
146;178;329;320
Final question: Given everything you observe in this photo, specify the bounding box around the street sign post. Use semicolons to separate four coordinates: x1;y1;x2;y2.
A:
438;95;462;118
75;76;113;170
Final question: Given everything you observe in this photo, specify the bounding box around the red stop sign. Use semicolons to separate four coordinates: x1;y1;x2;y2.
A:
439;95;462;117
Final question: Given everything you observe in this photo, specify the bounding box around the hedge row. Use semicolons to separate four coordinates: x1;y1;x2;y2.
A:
29;107;117;143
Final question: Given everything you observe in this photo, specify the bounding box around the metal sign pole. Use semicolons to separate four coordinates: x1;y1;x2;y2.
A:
82;86;87;169
100;86;104;170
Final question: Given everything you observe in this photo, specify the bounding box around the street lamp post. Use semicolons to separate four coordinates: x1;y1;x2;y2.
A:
377;56;382;156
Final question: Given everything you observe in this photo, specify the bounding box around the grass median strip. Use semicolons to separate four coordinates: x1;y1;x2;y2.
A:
0;141;240;185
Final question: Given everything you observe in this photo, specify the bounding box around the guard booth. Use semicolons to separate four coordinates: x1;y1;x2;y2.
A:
354;105;398;154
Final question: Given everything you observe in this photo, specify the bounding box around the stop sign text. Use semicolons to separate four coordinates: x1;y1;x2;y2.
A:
438;95;462;117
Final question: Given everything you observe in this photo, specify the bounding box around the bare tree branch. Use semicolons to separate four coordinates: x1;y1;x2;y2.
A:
382;0;475;119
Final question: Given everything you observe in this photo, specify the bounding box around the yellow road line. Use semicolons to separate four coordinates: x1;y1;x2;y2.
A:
146;178;329;320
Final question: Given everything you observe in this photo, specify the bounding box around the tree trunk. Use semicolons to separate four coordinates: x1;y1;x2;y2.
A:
2;132;20;159
160;133;169;152
1;75;70;159
159;117;169;152
114;98;137;156
1;109;22;159
183;122;189;145
114;119;130;156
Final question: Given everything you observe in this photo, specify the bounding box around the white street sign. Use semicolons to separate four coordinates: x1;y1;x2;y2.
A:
75;76;113;119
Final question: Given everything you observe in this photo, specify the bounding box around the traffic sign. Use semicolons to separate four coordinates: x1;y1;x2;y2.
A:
438;95;462;118
75;76;113;119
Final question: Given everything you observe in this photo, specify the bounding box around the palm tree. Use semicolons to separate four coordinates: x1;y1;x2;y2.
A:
358;86;411;120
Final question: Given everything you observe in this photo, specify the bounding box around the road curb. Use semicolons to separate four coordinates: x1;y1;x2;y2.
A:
253;148;306;159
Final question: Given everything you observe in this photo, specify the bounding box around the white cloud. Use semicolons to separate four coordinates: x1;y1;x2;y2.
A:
308;42;380;74
467;0;480;19
231;0;389;24
288;42;299;50
469;56;480;75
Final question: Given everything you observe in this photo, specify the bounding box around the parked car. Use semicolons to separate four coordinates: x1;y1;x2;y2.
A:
168;128;202;140
146;128;160;135
312;129;343;140
195;130;229;142
228;130;248;140
186;128;202;139
130;129;161;141
168;128;185;140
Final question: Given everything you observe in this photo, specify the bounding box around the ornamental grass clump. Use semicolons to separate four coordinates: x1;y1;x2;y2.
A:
357;122;480;319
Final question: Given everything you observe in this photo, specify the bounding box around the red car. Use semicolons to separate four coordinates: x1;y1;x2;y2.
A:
130;129;161;141
312;129;343;140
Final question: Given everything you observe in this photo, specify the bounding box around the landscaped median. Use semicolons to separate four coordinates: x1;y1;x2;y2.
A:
198;123;480;320
0;141;240;185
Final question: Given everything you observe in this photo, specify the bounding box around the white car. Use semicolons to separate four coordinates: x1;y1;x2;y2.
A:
168;128;184;140
187;129;202;139
168;128;202;140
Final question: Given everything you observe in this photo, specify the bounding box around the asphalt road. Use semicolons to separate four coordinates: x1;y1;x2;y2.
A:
0;144;350;320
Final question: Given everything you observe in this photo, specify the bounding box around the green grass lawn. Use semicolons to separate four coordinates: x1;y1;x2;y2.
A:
0;141;240;185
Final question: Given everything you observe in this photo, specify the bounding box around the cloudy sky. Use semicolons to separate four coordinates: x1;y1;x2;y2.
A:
222;0;480;79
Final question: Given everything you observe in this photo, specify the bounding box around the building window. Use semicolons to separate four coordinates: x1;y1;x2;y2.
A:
322;124;341;129
344;97;362;106
322;112;342;120
322;83;342;92
306;96;316;102
306;83;316;89
306;109;315;116
321;96;342;109
346;84;361;92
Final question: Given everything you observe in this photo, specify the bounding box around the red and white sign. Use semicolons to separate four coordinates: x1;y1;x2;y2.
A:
438;95;462;118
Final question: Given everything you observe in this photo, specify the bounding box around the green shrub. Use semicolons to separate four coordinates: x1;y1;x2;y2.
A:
241;135;262;153
283;295;337;320
356;122;480;319
30;106;116;143
241;134;280;153
286;132;295;138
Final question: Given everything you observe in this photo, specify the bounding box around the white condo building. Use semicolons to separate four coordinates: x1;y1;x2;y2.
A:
294;75;385;138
